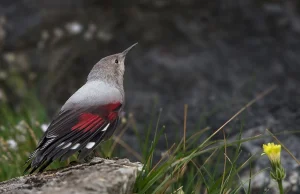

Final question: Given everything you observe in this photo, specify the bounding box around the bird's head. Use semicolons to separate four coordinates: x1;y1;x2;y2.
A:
87;43;138;87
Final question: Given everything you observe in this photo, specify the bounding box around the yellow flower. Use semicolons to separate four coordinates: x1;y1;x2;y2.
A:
262;142;286;193
263;143;281;164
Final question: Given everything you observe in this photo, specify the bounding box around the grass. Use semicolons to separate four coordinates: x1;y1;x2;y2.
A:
0;84;291;193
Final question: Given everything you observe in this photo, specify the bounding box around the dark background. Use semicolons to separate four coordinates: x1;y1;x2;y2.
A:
0;0;300;191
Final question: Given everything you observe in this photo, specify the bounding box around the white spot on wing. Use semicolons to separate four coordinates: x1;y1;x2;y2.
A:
47;132;58;138
57;142;65;148
71;143;80;150
41;138;55;149
86;142;95;149
101;123;110;132
62;142;72;149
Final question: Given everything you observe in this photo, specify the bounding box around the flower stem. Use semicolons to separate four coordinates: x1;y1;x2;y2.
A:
277;180;284;194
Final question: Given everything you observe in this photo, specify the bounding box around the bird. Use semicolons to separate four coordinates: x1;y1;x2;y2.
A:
24;43;138;174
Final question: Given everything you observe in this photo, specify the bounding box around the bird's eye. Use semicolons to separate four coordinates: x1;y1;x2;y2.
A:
115;59;119;64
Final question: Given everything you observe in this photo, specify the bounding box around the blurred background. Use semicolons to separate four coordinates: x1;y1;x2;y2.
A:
0;0;300;192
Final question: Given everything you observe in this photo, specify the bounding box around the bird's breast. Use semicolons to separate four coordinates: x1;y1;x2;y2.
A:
62;81;123;110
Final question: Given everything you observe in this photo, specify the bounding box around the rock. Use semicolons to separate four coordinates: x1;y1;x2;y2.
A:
0;158;142;194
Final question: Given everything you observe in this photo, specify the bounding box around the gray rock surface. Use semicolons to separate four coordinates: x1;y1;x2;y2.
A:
0;158;142;194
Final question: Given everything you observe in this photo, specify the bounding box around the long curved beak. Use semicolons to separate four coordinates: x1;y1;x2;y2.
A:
122;42;138;56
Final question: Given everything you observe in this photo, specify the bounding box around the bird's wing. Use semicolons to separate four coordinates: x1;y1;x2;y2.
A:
25;102;122;174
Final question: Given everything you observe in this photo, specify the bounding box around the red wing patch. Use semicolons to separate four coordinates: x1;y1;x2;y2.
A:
71;113;102;131
100;102;122;113
108;112;118;121
71;102;121;131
